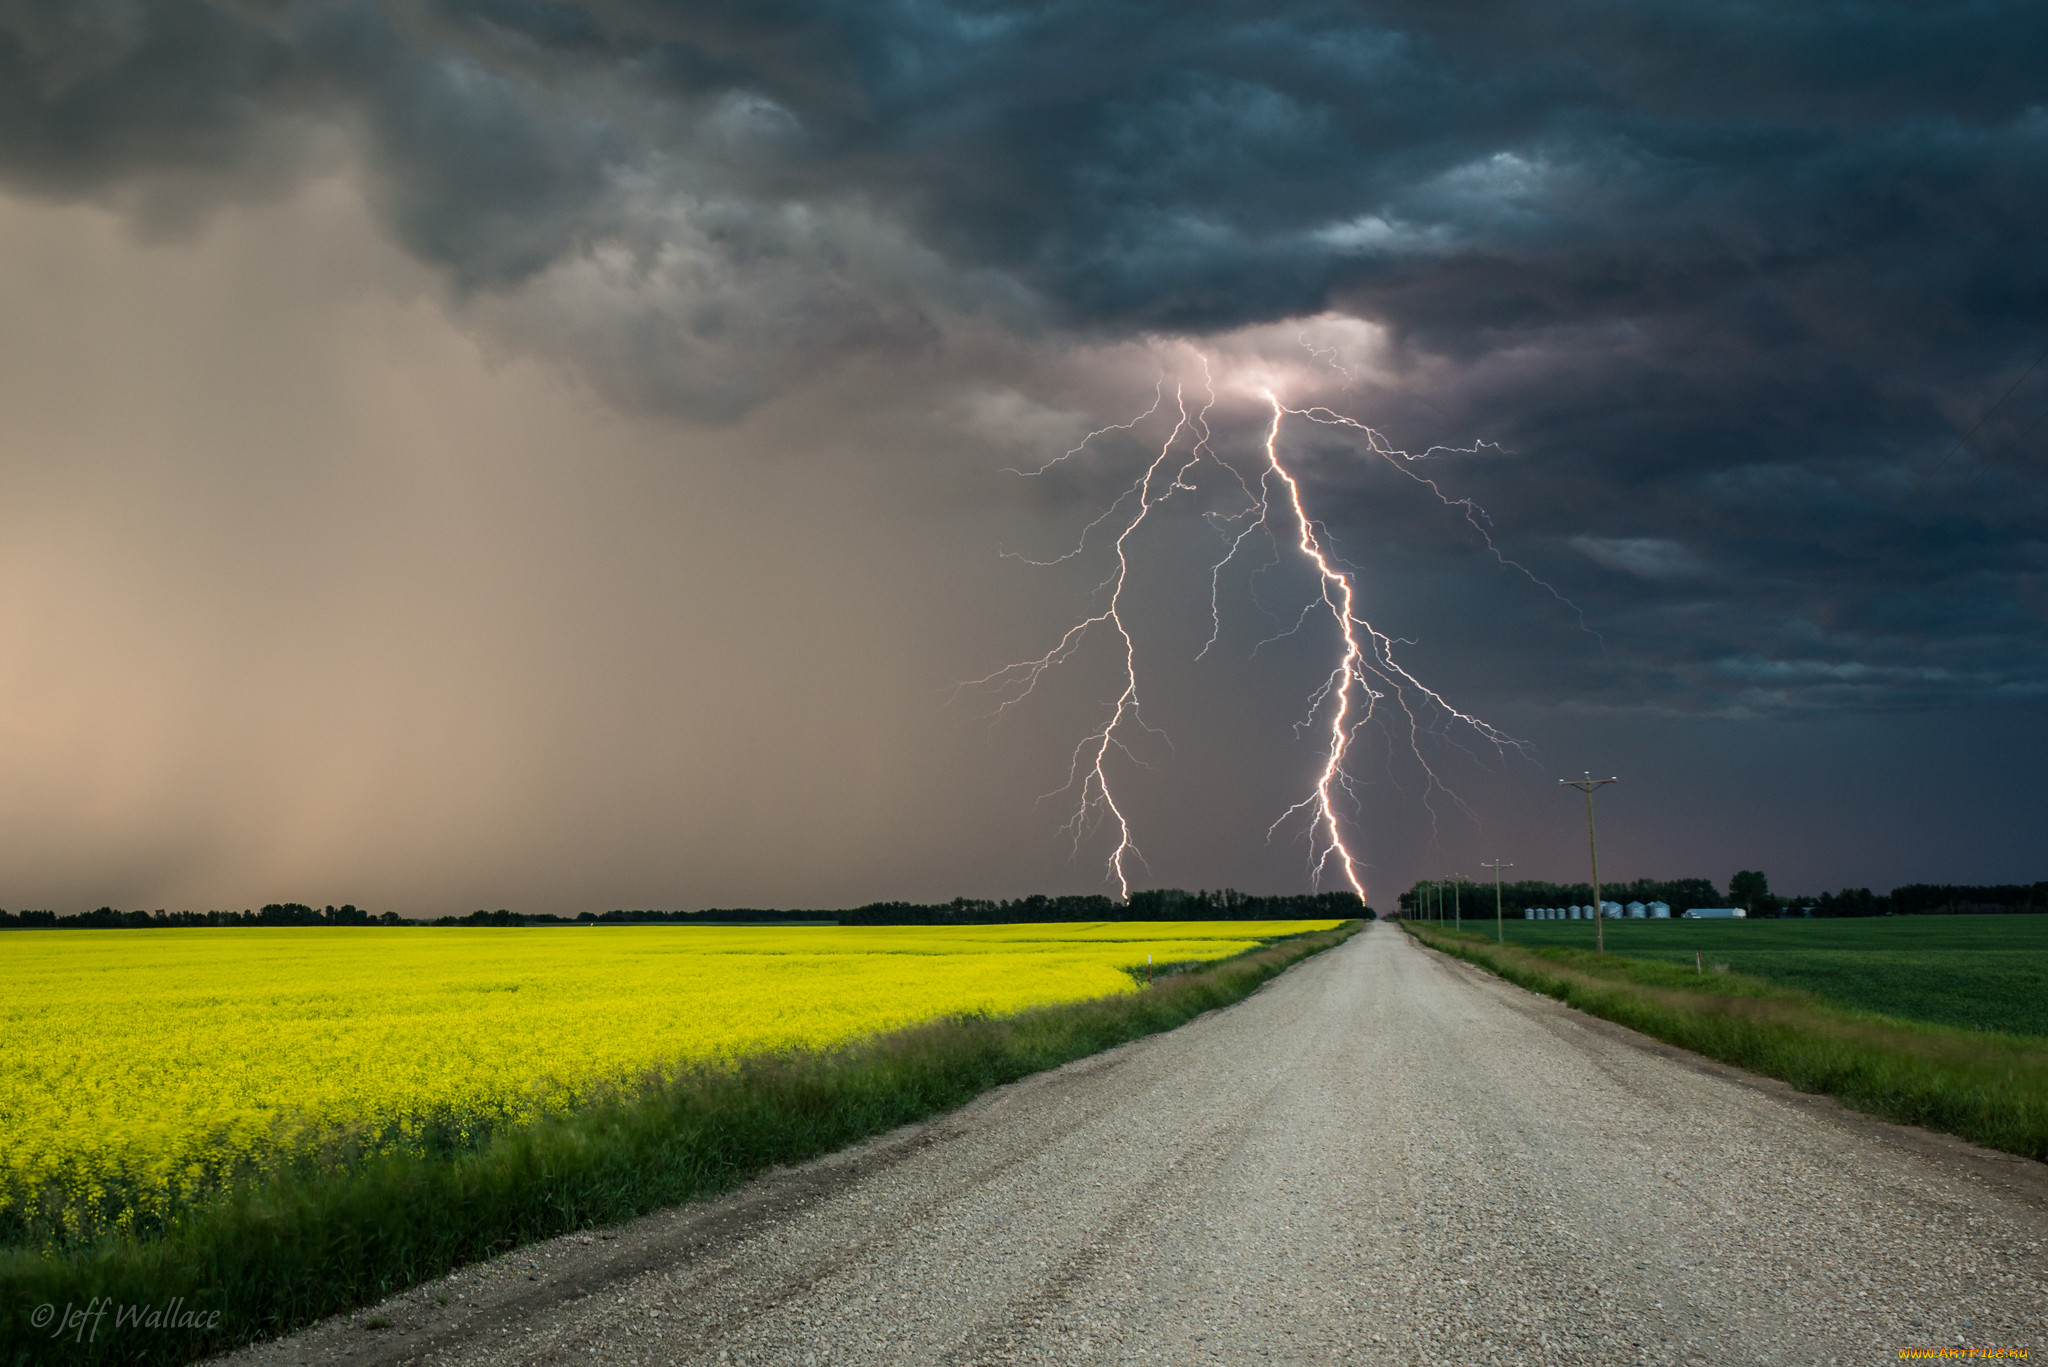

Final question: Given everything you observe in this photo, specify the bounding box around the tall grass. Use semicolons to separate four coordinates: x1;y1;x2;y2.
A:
1;923;1356;1367
1404;920;2048;1161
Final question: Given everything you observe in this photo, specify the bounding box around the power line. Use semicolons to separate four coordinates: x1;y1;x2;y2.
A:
1558;774;1618;955
1895;341;2048;509
1479;859;1513;943
1936;401;2048;513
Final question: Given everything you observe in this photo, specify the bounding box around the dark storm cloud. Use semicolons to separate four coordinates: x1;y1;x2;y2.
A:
0;0;620;274
8;3;2041;335
3;0;2044;715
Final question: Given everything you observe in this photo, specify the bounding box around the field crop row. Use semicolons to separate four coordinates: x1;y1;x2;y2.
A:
1;922;1334;1248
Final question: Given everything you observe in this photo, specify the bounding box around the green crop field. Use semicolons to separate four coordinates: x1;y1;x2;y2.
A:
1431;913;2048;1037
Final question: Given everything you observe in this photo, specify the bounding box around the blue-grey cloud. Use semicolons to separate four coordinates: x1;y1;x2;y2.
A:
2;0;2043;718
1571;537;1709;581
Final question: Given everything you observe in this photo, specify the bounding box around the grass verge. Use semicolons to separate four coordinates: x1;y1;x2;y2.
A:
1402;920;2048;1163
2;922;1358;1366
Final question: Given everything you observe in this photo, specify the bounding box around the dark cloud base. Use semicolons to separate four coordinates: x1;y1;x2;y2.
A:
1;1;2043;783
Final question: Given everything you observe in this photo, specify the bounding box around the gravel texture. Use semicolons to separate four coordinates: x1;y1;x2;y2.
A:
216;921;2046;1367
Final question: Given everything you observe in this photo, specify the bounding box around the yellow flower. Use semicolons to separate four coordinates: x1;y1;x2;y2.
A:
0;921;1331;1238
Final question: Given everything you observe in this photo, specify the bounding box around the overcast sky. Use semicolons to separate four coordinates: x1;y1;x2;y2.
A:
1;0;2043;914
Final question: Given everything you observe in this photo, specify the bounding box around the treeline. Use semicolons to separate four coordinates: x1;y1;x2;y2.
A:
0;904;402;929
840;889;1370;925
506;908;830;926
0;891;1371;930
1397;878;1718;919
1397;878;2048;919
7;883;2038;928
1814;883;2048;917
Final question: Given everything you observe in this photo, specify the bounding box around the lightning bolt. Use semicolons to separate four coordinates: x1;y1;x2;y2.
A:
1254;395;1371;898
1287;334;1595;637
1286;406;1597;638
969;357;1544;905
1237;393;1529;898
962;376;1224;897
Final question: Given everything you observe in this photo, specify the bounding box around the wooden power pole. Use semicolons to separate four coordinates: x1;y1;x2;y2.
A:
1558;773;1619;953
1480;859;1513;943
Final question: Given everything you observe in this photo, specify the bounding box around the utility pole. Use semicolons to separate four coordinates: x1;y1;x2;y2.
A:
1480;859;1513;942
1559;772;1619;953
1451;876;1461;932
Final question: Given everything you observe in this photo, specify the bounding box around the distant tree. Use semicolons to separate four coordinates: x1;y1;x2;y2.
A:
1729;870;1770;915
838;889;1361;925
258;903;321;926
1888;882;2048;915
1814;887;1886;917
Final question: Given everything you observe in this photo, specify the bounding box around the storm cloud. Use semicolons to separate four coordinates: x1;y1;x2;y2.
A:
0;0;2043;904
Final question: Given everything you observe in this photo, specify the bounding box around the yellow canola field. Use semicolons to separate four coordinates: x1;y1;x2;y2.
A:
0;921;1333;1236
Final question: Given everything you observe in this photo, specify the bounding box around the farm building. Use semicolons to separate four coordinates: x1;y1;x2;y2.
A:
1682;907;1746;919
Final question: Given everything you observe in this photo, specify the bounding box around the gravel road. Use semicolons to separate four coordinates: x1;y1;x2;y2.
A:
222;921;2046;1367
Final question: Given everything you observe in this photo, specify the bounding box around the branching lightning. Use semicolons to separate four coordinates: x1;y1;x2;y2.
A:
963;375;1224;897
1284;405;1597;638
968;354;1562;904
1230;393;1530;898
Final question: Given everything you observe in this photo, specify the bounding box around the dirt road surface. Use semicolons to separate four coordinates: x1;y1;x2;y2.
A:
220;921;2046;1366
